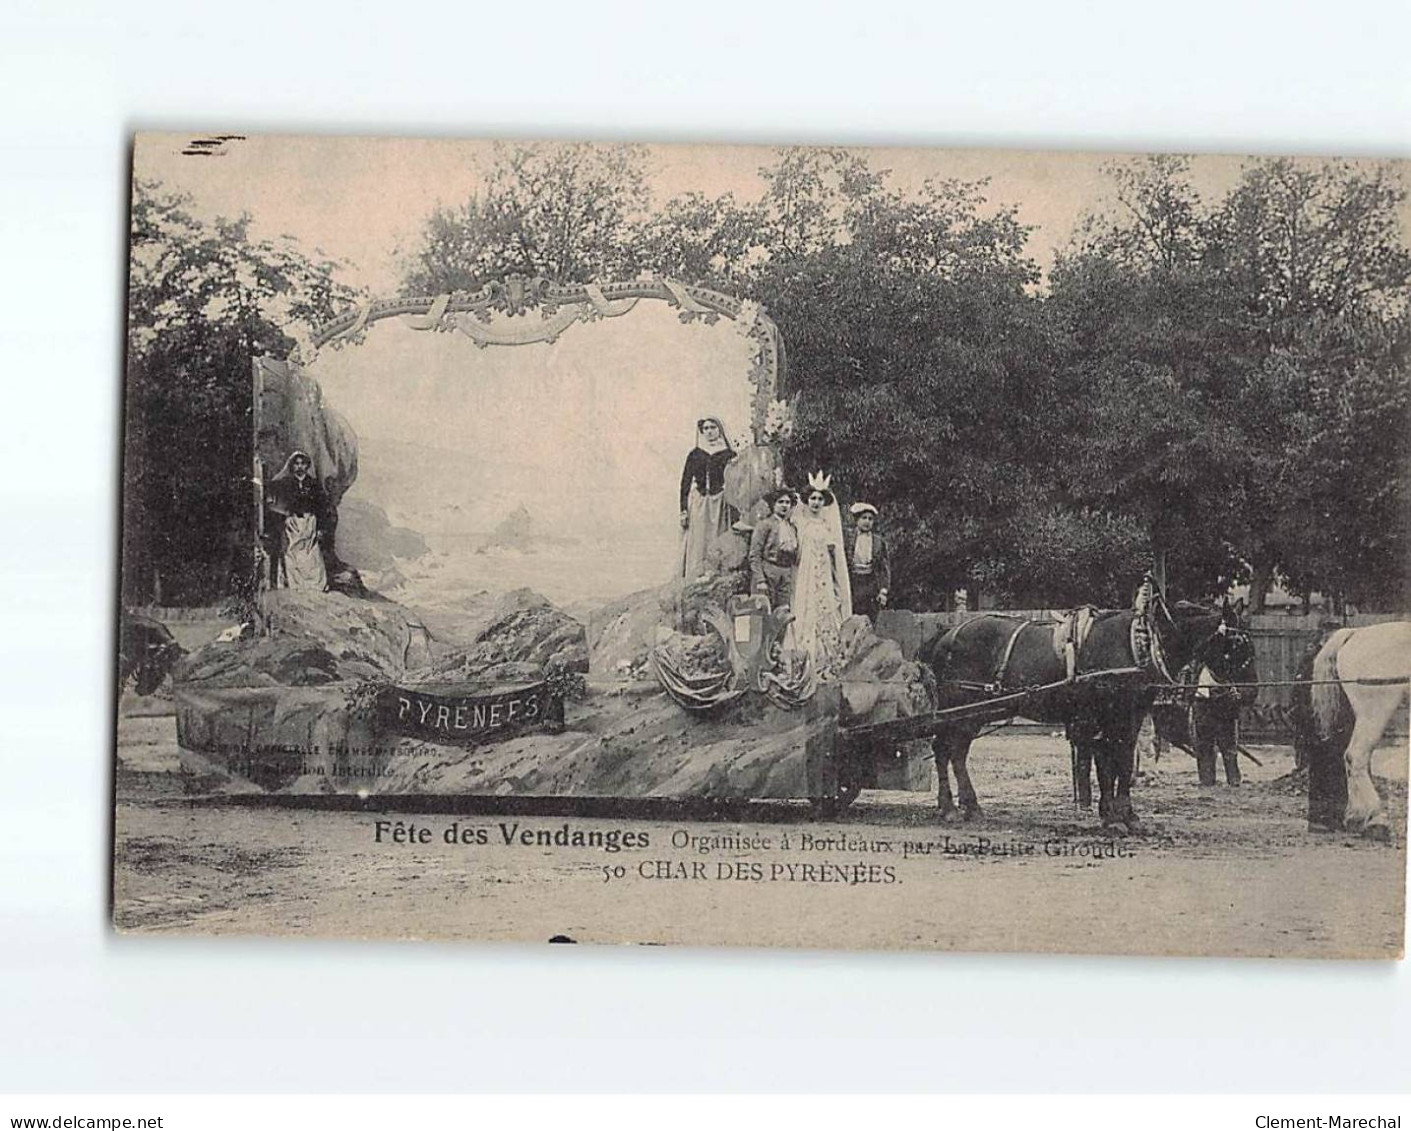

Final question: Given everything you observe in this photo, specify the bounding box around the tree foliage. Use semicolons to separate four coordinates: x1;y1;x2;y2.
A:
401;143;650;293
740;155;1075;607
1053;155;1410;610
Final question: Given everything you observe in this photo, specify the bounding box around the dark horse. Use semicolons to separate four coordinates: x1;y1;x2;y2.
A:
1149;641;1259;787
118;612;187;696
918;596;1251;832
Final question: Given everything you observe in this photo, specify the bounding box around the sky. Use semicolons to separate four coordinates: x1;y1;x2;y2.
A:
126;131;1399;295
306;301;757;540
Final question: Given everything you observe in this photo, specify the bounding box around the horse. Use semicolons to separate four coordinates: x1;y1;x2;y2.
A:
1147;643;1260;787
118;612;187;696
1294;620;1411;840
918;595;1249;832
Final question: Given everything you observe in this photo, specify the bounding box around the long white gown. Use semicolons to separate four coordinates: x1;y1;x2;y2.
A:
789;502;852;680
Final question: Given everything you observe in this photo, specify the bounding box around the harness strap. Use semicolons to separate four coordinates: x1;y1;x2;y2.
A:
992;621;1030;690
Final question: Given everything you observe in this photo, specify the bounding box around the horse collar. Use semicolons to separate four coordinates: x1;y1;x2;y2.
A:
1132;602;1176;683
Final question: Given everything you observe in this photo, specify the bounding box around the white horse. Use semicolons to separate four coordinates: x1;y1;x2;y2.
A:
1300;621;1411;838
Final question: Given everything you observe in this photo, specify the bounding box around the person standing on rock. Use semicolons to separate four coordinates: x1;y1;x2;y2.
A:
679;416;737;582
845;502;891;620
749;488;799;611
265;450;332;591
789;473;852;680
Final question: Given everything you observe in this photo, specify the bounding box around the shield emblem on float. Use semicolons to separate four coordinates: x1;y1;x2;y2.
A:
726;593;776;687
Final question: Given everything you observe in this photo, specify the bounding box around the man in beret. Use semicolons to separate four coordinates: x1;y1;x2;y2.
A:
846;502;891;619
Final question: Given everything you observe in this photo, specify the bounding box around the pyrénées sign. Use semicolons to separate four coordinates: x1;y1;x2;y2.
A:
373;681;563;746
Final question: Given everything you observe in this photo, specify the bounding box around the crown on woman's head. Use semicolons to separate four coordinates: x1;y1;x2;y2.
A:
807;470;832;492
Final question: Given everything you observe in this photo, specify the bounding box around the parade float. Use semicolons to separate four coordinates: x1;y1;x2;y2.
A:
172;278;938;812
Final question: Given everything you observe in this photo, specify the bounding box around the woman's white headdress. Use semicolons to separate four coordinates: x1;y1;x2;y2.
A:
273;450;313;480
695;416;732;455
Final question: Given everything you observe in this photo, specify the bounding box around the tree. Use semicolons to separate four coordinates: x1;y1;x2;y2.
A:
1052;156;1411;609
754;147;887;262
631;191;762;291
745;155;1072;607
124;179;357;605
1212;159;1410;609
1075;154;1206;274
971;503;1152;608
1046;247;1259;601
1214;159;1411;336
400;142;651;293
1273;312;1411;610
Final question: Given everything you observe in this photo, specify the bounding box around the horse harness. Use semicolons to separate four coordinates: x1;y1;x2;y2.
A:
990;619;1033;691
989;608;1101;692
981;598;1179;693
950;594;1247;704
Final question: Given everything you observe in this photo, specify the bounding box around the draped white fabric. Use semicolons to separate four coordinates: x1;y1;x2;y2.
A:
278;513;326;590
788;502;851;679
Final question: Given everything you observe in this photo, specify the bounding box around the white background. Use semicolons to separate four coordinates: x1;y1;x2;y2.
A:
1;0;1408;1094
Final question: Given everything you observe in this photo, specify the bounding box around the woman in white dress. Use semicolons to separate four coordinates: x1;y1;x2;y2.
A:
789;473;852;680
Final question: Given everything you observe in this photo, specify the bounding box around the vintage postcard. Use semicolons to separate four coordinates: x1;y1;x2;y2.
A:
113;132;1409;957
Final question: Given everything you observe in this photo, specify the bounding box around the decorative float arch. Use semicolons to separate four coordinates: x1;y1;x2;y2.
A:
306;275;788;446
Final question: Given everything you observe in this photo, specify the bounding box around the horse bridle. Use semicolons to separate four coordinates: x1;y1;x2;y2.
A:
1151;595;1252;685
1192;619;1254;682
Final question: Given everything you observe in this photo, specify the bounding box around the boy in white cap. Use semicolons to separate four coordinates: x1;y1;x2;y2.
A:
845;502;891;619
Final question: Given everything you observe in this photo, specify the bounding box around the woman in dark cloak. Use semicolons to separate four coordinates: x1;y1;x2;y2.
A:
264;450;332;591
679;416;737;581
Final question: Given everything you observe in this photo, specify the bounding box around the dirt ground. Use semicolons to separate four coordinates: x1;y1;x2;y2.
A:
112;700;1407;959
